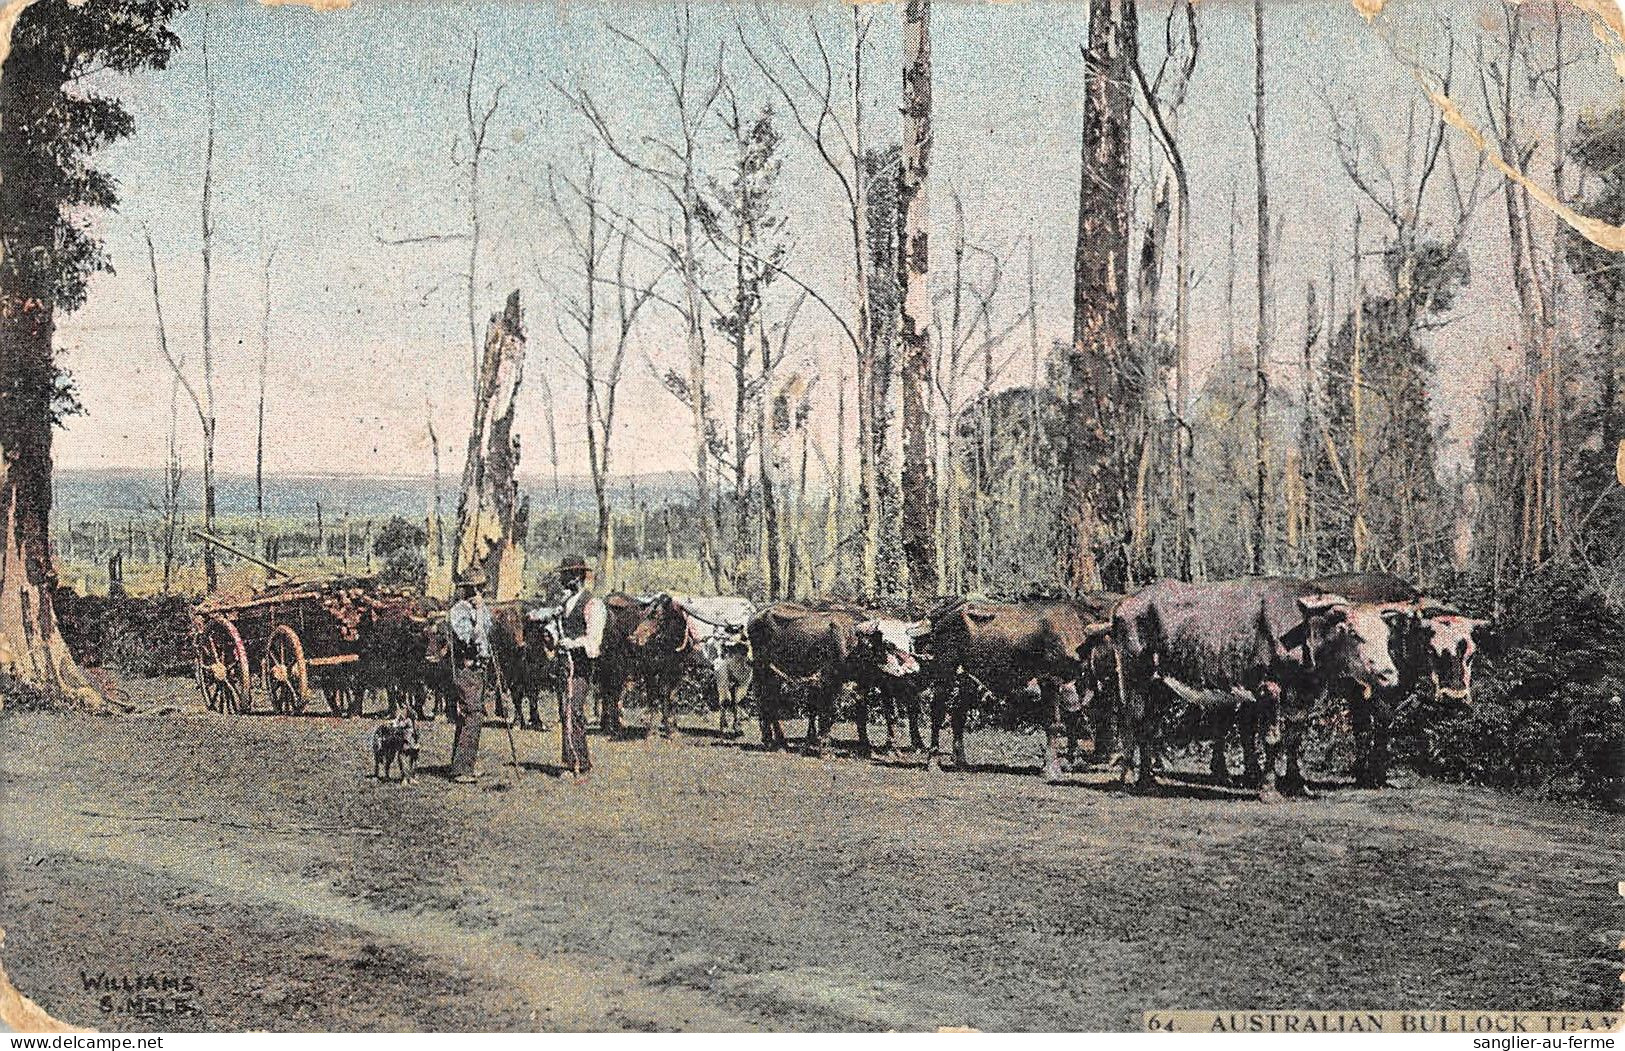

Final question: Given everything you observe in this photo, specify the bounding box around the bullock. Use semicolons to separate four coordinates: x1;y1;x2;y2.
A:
705;625;753;737
487;602;559;730
848;617;926;754
594;593;655;732
672;595;757;734
1308;571;1488;787
1112;576;1406;800
746;603;923;755
614;593;698;738
914;594;1119;781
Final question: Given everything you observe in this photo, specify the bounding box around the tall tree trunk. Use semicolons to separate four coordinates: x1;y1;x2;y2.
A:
0;301;100;707
455;291;528;600
200;16;218;593
256;246;274;519
732;220;751;591
1350;209;1368;569
757;321;782;598
899;0;937;602
1250;0;1270;577
1066;0;1137;593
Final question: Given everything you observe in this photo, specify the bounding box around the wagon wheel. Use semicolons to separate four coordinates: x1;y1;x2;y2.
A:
261;624;309;714
197;614;252;715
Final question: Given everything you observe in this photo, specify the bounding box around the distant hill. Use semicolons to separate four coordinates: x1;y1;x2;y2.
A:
51;468;696;521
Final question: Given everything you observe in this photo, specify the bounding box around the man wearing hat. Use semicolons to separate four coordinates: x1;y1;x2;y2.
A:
554;555;605;778
446;567;493;783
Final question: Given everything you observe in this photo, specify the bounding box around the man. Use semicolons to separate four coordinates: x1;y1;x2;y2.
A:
446;568;493;784
555;555;606;779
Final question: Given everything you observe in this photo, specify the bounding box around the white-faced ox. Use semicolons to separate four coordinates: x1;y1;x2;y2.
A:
1111;577;1406;800
671;595;757;737
1307;572;1489;787
848;617;927;754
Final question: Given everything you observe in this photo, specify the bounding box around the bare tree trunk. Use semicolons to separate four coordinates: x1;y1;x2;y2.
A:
1351;209;1368;569
462;43;502;401
1250;0;1270;577
758;321;783;597
200;14;218;594
255;242;278;524
899;0;938;603
1066;0;1137;593
454;292;529;600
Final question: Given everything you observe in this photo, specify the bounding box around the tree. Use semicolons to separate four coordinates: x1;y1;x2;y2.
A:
742;6;887;595
374;515;428;589
1130;0;1200;579
543;160;663;580
898;0;937;602
561;2;723;590
699;89;789;594
453;291;529;600
1066;0;1138;593
1319;44;1486;581
0;0;184;703
255;241;278;520
1250;0;1270;575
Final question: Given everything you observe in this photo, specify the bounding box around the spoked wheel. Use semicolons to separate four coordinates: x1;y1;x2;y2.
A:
262;624;309;714
197;614;252;715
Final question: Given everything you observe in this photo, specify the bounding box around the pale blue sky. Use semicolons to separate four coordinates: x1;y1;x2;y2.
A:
52;0;1610;480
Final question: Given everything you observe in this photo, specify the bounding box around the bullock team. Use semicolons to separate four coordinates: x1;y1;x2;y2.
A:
392;569;1488;800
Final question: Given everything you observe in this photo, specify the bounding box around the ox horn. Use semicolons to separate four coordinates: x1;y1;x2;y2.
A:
854;619;879;634
905;619;932;638
1298;592;1352;614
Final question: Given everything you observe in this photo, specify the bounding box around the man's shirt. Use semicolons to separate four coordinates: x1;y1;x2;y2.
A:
560;586;607;659
448;598;492;661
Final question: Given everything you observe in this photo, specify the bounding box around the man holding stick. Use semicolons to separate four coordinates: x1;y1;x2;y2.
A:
446;569;493;784
554;555;604;781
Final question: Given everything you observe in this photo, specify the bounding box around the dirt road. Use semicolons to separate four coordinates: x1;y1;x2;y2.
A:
1;686;1618;1031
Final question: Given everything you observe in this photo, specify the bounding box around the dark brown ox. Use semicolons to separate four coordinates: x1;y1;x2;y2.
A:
1308;571;1488;787
746;603;920;755
596;593;689;737
1112;576;1406;800
622;593;698;737
916;594;1118;781
486;602;559;729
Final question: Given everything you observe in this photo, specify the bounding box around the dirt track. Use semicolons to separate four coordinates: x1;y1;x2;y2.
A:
1;682;1619;1032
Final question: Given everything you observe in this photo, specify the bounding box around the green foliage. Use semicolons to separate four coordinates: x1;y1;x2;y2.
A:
1;0;186;311
1306;238;1462;584
372;515;427;588
1403;568;1623;806
53;589;192;677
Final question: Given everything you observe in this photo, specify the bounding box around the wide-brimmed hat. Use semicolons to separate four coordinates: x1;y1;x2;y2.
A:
557;555;592;576
454;567;488;589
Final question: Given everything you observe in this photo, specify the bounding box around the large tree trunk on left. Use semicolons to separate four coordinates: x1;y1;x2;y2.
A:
898;0;937;603
454;290;529;601
0;299;100;709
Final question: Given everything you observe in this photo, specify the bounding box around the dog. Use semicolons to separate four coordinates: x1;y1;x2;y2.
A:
371;712;420;782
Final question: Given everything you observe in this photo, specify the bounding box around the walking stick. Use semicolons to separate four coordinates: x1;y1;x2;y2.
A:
491;657;523;781
560;648;581;777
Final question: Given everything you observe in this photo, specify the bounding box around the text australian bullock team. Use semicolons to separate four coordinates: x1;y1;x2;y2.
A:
395;570;1486;801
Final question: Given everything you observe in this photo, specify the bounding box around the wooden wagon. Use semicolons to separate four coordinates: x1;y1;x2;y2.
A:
185;530;444;716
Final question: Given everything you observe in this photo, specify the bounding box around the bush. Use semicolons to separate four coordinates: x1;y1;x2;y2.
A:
55;590;193;678
1395;567;1624;806
373;516;428;589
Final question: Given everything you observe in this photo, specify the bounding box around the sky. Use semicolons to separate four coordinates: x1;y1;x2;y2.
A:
50;0;1620;484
